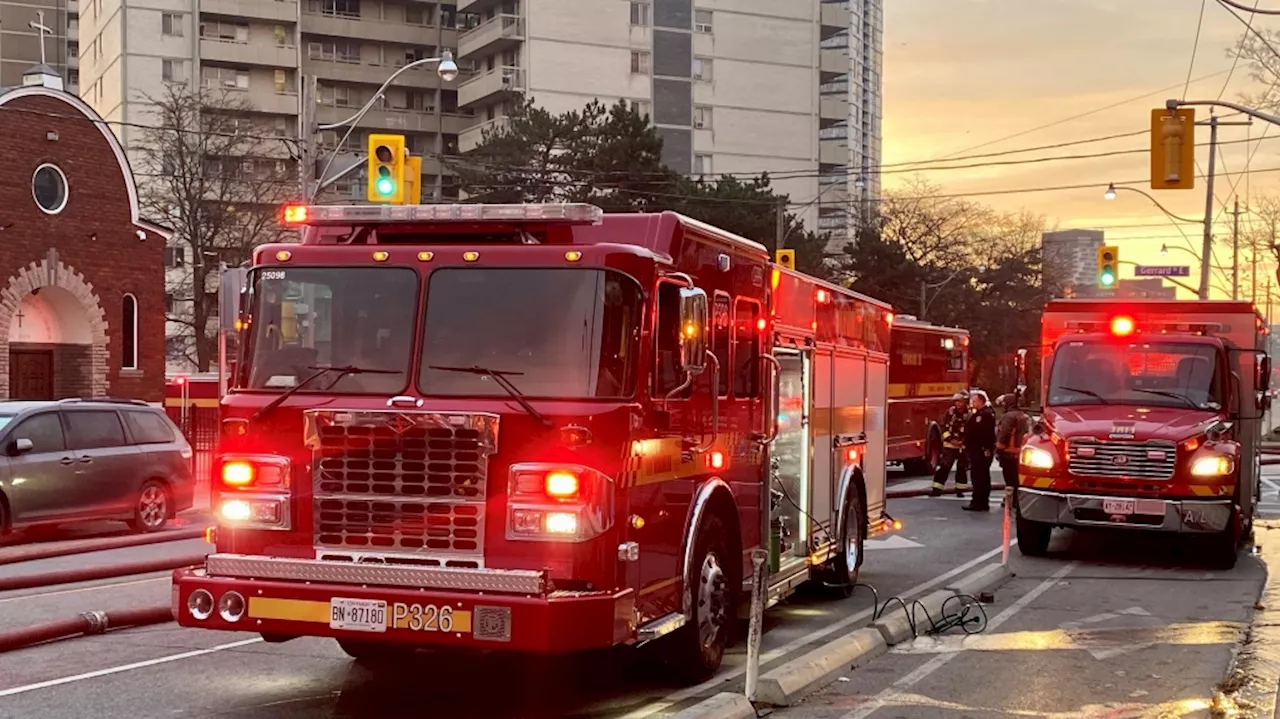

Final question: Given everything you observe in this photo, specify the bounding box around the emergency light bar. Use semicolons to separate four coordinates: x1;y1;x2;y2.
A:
281;202;605;226
1064;319;1225;335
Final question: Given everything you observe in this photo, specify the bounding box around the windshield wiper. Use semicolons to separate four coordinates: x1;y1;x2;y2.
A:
428;364;553;428
251;364;399;422
1056;386;1109;404
1131;388;1199;408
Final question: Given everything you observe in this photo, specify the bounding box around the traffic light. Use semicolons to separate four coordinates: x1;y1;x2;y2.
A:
776;249;795;270
1150;108;1195;190
367;134;406;203
403;156;423;205
1097;245;1119;289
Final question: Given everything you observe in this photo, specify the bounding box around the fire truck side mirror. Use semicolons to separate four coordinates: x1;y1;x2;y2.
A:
678;287;709;375
1258;353;1272;391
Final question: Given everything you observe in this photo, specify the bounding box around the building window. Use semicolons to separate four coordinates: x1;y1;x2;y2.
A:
694;9;712;32
274;69;288;93
161;12;183;36
630;51;651;75
309;0;360;19
633;100;651;120
200;20;249;43
694;106;711;129
201;66;249;90
67;16;78;34
67;69;79;86
67;42;79;59
164;247;185;268
693;153;711;176
630;2;650;26
122;294;138;370
164;293;176;315
693;56;712;81
405;5;428;25
274;25;289;47
162;59;185;83
31;164;68;215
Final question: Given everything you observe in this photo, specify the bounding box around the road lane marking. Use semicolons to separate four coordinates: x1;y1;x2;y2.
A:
0;638;265;698
839;561;1077;719
0;576;168;605
619;541;1013;719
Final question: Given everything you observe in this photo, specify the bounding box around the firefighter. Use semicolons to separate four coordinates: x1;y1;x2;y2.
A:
963;390;997;512
994;392;1030;509
929;392;971;497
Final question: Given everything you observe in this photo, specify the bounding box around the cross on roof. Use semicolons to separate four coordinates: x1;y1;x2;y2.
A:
28;11;53;66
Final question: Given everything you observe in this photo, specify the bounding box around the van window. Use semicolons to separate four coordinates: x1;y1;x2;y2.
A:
124;411;177;445
11;413;65;453
63;411;126;449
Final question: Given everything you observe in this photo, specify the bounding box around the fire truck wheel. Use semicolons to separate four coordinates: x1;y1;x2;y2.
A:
337;639;416;663
825;485;865;598
1206;516;1240;570
128;481;170;533
665;513;735;682
1014;514;1051;557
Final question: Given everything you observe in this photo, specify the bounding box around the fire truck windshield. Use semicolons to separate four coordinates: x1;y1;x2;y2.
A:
418;268;643;399
1047;340;1223;411
242;267;418;394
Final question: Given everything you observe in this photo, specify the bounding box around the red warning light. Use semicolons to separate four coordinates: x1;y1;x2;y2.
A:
174;376;187;386
1110;316;1135;337
283;205;308;224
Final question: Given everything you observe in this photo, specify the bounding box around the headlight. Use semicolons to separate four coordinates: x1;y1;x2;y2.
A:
1190;455;1233;477
1020;446;1055;469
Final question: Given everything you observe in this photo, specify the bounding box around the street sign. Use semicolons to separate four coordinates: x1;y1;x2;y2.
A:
1134;265;1191;277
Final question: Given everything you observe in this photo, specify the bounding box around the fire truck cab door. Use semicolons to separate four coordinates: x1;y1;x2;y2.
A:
772;348;812;564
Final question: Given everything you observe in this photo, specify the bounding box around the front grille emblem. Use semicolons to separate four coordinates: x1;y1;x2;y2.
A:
388;414;417;435
1112;455;1130;466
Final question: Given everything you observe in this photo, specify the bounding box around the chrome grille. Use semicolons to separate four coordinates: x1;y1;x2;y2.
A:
305;410;498;561
1067;440;1176;480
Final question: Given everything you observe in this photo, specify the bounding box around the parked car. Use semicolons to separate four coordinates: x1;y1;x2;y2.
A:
0;398;195;536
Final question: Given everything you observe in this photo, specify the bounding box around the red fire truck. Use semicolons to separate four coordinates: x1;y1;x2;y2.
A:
886;316;970;474
1015;299;1271;568
172;202;896;679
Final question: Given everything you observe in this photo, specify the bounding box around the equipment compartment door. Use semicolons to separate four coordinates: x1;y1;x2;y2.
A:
772;348;811;562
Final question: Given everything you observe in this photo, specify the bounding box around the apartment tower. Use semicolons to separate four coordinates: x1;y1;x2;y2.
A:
0;0;79;92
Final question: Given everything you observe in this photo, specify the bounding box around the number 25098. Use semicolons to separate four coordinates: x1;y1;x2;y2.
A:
392;603;455;632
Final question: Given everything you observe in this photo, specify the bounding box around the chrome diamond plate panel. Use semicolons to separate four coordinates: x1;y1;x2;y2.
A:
205;554;546;595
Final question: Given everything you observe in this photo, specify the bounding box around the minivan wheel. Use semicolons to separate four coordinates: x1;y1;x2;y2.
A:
129;481;169;532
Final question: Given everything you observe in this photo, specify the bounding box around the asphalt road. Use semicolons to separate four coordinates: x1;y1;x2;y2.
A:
0;474;1007;719
0;463;1269;719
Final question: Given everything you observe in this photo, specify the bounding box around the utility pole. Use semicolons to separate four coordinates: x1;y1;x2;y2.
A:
1230;196;1245;300
919;281;927;320
298;75;318;201
775;199;786;251
1200;114;1219;301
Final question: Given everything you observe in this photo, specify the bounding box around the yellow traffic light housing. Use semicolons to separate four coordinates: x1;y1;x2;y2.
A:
1150;108;1195;190
1097;245;1119;289
403;156;423;205
775;249;795;270
367;134;406;203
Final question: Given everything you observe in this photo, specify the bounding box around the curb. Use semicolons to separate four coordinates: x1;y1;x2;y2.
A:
666;692;757;719
668;560;1015;717
754;627;886;707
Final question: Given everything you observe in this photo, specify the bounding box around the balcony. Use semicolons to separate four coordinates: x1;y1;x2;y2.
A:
302;12;449;46
821;95;847;121
819;79;848;95
457;0;502;13
820;139;847;165
458;65;524;108
251;92;300;115
819;125;848;141
458;13;524;60
315;105;467;134
459;116;508;153
201;38;298;68
201;0;298;22
821;2;850;31
821;48;849;75
817;214;850;231
307;59;445;90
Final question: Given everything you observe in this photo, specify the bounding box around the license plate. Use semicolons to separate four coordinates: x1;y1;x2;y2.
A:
330;598;387;633
1102;499;1135;515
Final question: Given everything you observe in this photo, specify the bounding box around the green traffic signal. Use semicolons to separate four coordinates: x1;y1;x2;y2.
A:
1100;269;1116;287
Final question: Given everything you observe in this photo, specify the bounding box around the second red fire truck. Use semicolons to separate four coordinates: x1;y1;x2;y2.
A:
886;316;970;474
172;202;897;679
1016;299;1270;568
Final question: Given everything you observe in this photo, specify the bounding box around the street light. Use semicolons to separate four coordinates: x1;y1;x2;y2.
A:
311;50;459;201
1104;182;1210;299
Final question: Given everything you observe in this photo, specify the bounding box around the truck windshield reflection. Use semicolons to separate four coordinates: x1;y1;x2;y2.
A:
1047;341;1223;410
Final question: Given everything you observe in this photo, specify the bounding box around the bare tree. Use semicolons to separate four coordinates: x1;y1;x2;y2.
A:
1228;27;1280;111
134;84;296;371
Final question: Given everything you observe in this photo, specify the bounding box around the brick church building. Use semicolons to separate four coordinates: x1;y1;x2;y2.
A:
0;66;168;402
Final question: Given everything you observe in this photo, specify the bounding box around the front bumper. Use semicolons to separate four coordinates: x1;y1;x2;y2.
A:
173;555;634;654
1016;487;1232;533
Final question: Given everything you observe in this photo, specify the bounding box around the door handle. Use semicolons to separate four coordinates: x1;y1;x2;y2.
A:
59;457;74;465
77;456;93;464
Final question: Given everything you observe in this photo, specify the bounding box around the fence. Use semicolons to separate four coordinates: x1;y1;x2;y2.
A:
166;405;219;510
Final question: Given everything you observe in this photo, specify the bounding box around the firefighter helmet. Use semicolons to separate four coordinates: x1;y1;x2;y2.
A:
951;391;969;401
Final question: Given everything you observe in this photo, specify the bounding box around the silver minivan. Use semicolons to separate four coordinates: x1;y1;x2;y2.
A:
0;398;196;536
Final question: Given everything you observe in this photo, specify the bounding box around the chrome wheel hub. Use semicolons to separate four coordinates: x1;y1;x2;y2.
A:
696;552;727;650
139;486;166;528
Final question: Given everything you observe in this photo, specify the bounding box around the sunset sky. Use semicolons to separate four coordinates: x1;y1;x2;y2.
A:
882;0;1279;303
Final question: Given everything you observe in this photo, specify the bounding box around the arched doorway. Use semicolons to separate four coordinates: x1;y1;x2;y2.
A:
7;286;95;399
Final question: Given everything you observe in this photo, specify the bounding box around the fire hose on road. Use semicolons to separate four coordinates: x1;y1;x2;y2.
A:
0;554;208;592
0;606;174;653
0;526;206;566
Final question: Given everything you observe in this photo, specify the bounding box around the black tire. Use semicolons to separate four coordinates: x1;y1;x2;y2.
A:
902;458;931;476
663;513;735;683
1207;510;1240;570
337;639;416;663
1015;509;1052;557
0;494;9;540
824;483;866;598
128;480;170;533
